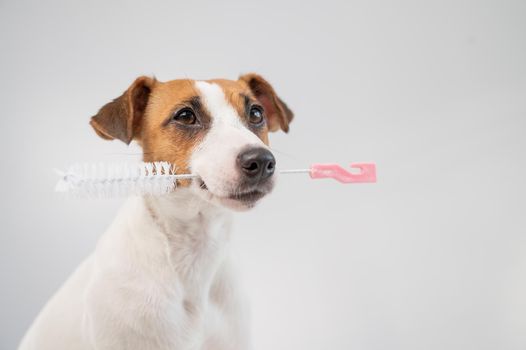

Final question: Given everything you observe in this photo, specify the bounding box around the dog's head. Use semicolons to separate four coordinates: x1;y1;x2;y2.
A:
90;74;293;211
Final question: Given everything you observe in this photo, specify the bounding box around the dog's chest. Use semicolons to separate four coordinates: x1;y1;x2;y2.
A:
150;198;248;349
85;197;248;349
147;267;238;350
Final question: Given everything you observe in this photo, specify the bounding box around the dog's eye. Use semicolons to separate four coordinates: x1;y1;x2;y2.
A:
248;106;264;125
172;108;197;126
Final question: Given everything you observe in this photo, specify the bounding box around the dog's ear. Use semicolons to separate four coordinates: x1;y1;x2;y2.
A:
239;73;294;133
90;76;156;144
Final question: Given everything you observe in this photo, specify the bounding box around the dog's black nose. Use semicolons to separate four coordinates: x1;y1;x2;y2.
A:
237;147;276;183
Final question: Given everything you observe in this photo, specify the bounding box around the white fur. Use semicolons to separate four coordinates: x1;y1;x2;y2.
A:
191;82;269;202
18;81;274;350
19;191;250;350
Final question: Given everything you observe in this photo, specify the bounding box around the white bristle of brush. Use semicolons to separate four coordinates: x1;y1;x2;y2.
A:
54;162;191;198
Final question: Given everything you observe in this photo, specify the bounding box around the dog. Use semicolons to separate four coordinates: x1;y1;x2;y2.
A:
19;74;293;350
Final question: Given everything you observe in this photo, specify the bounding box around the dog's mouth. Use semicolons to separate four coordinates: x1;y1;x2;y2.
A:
198;179;209;191
228;190;266;203
196;179;270;209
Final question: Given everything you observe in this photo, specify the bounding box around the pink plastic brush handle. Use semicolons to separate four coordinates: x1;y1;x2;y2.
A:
309;163;377;183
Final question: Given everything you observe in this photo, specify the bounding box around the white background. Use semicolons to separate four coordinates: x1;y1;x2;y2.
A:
1;0;525;349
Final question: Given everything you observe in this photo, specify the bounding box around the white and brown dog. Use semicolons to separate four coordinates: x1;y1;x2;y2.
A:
19;74;293;350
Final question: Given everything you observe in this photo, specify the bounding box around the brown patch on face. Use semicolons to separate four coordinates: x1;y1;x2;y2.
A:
208;79;270;145
140;80;209;179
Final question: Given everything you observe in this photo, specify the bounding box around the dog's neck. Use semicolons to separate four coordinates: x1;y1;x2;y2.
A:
139;189;233;299
144;189;230;236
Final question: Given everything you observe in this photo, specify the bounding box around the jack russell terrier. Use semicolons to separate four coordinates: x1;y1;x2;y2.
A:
19;74;293;350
